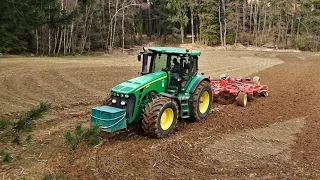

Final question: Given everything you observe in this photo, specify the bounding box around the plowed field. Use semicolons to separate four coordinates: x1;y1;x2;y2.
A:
1;50;320;179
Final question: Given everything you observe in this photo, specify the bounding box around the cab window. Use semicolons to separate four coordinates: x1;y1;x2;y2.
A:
153;53;168;72
185;56;197;76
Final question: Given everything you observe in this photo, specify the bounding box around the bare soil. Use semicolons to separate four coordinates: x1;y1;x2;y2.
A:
1;50;320;179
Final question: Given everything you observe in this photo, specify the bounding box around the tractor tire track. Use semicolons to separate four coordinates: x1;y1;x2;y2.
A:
89;52;320;179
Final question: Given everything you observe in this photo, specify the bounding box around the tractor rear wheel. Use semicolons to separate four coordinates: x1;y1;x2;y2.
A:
190;81;213;122
142;97;179;138
236;92;247;107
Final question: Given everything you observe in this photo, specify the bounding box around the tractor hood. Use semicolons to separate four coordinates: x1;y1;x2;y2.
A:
111;71;167;94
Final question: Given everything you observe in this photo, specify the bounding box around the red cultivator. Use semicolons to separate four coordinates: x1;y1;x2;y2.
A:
209;74;269;107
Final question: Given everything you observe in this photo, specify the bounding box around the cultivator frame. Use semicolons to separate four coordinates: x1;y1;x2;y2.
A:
209;74;269;107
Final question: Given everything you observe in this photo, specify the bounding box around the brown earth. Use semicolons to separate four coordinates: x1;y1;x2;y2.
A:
0;51;320;179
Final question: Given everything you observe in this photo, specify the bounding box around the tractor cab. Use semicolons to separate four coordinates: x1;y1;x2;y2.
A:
137;47;200;94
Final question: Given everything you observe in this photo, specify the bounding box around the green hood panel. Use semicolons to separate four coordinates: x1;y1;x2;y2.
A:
112;71;167;94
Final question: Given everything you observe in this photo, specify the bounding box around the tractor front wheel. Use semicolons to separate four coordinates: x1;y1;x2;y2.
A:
142;97;179;138
190;81;213;122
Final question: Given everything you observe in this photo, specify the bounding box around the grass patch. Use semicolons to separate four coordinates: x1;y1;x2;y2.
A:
64;124;101;150
0;102;51;144
25;135;32;143
13;102;51;132
0;119;11;130
42;173;64;180
0;150;13;163
12;135;21;145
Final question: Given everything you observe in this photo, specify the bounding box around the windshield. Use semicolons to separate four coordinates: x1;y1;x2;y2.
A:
149;52;197;76
153;53;168;72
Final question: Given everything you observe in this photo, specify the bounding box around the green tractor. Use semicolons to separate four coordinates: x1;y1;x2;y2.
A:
91;47;213;138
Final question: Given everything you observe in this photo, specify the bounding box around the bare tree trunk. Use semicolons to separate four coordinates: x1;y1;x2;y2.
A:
285;16;290;48
111;0;119;48
106;0;111;49
48;28;51;55
87;7;95;52
148;0;151;38
57;29;63;55
260;5;267;46
81;4;90;53
63;28;67;55
254;3;259;46
48;4;51;55
36;30;39;55
235;0;240;45
253;3;257;45
242;0;246;32
122;1;125;53
190;0;194;44
181;25;184;44
296;17;301;49
69;22;74;53
276;11;282;49
222;0;226;46
249;3;253;35
196;14;200;42
219;4;223;46
290;15;295;45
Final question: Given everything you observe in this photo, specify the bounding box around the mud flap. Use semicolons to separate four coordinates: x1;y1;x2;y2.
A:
91;106;127;132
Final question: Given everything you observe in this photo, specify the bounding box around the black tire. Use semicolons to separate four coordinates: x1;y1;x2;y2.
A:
236;92;247;107
142;97;179;138
190;81;213;122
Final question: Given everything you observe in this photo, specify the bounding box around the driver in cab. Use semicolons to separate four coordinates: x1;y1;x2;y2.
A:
172;58;180;73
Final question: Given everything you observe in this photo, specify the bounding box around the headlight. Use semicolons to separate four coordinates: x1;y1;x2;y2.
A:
124;94;129;98
120;94;124;97
112;99;117;103
120;101;126;106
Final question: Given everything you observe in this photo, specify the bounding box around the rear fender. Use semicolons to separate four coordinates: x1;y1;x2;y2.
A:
188;76;210;94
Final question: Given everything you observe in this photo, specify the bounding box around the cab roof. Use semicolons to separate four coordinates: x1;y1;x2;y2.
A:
148;47;201;56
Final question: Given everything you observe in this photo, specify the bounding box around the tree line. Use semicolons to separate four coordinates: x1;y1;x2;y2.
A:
0;0;319;55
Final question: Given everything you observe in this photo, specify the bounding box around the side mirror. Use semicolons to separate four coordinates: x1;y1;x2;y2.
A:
137;54;141;61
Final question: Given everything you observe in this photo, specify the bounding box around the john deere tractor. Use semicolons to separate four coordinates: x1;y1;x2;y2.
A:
91;47;213;138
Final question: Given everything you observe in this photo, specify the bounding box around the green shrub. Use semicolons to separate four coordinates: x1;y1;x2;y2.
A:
42;173;64;180
64;124;101;150
0;120;11;130
13;102;51;132
0;150;13;163
25;135;32;143
83;125;101;146
64;131;77;150
12;135;21;145
0;102;51;144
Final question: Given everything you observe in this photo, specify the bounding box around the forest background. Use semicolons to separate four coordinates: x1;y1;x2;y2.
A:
0;0;319;55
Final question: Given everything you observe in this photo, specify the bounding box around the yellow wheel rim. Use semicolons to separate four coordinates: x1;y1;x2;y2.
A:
199;91;210;114
160;108;174;130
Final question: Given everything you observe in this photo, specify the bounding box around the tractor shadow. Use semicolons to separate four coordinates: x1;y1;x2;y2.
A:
98;121;146;141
